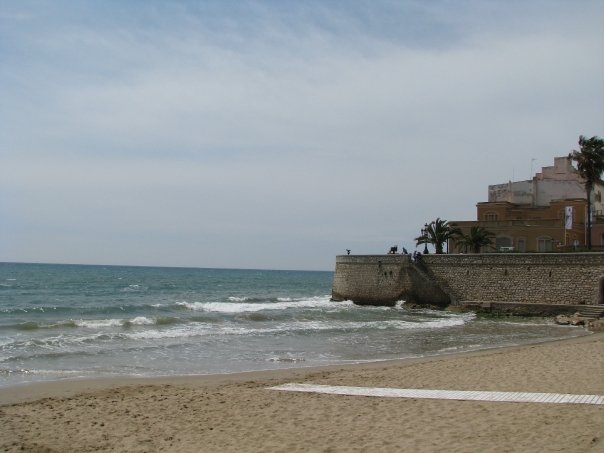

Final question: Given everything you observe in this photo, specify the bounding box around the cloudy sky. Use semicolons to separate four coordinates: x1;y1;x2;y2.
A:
1;0;603;271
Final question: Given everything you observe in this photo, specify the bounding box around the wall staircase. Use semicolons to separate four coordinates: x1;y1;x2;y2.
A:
578;305;604;318
412;259;457;305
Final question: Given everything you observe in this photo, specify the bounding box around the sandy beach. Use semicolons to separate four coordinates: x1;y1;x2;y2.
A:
2;333;603;452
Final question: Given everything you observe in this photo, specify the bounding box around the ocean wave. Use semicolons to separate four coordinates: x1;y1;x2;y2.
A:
74;315;183;329
228;296;315;303
0;367;35;375
0;310;474;353
119;314;473;341
0;314;184;332
268;316;472;333
75;319;125;328
354;317;470;330
155;316;182;326
124;316;155;326
235;312;274;322
118;316;181;327
176;296;343;313
0;302;173;316
124;325;214;340
0;333;118;354
228;296;248;302
10;320;78;331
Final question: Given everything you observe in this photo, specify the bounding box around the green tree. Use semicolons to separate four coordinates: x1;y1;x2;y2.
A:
456;226;495;253
568;135;604;250
415;218;461;254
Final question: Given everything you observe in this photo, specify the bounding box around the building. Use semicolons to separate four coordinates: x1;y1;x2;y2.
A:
452;157;604;252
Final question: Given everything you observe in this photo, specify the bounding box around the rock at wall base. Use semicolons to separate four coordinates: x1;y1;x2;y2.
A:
587;319;604;332
458;302;588;317
555;313;588;326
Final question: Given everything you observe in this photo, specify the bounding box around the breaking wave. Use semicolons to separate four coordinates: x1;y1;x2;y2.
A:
176;295;345;313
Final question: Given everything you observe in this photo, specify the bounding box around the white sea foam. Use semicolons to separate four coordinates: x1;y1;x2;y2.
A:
3;332;121;351
125;326;204;340
267;356;306;363
129;316;154;325
122;324;262;340
437;344;484;353
177;295;339;313
122;314;473;341
277;317;470;332
73;316;169;329
366;318;468;330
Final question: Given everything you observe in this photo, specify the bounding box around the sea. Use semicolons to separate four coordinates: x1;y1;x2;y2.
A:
0;262;589;389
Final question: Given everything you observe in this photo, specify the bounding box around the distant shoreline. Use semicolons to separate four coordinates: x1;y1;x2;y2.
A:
0;261;334;273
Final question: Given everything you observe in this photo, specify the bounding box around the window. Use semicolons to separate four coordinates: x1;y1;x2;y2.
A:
496;236;513;252
484;212;498;221
537;237;553;252
516;238;526;253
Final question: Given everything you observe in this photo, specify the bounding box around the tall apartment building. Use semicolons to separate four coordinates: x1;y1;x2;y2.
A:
452;157;604;252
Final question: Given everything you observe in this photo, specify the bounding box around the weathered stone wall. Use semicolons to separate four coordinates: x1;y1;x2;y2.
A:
421;253;604;305
332;253;604;307
331;255;450;306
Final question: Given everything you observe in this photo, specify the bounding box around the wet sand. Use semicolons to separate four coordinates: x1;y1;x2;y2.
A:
2;333;603;452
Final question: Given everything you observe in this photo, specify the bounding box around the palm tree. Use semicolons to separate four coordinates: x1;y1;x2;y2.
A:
415;218;461;254
568;135;604;250
456;226;495;253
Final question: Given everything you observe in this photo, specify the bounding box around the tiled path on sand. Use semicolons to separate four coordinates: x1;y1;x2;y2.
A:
270;383;604;406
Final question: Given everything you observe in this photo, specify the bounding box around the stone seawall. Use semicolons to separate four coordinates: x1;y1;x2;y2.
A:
331;255;450;306
332;253;604;309
421;253;604;305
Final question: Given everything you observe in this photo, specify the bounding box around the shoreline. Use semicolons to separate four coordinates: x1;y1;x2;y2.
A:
0;328;593;405
2;332;603;452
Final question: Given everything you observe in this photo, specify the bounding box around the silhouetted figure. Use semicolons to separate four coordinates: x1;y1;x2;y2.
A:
388;246;398;254
346;249;351;255
402;247;408;254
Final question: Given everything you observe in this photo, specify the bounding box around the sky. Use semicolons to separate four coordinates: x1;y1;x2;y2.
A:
1;0;603;271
